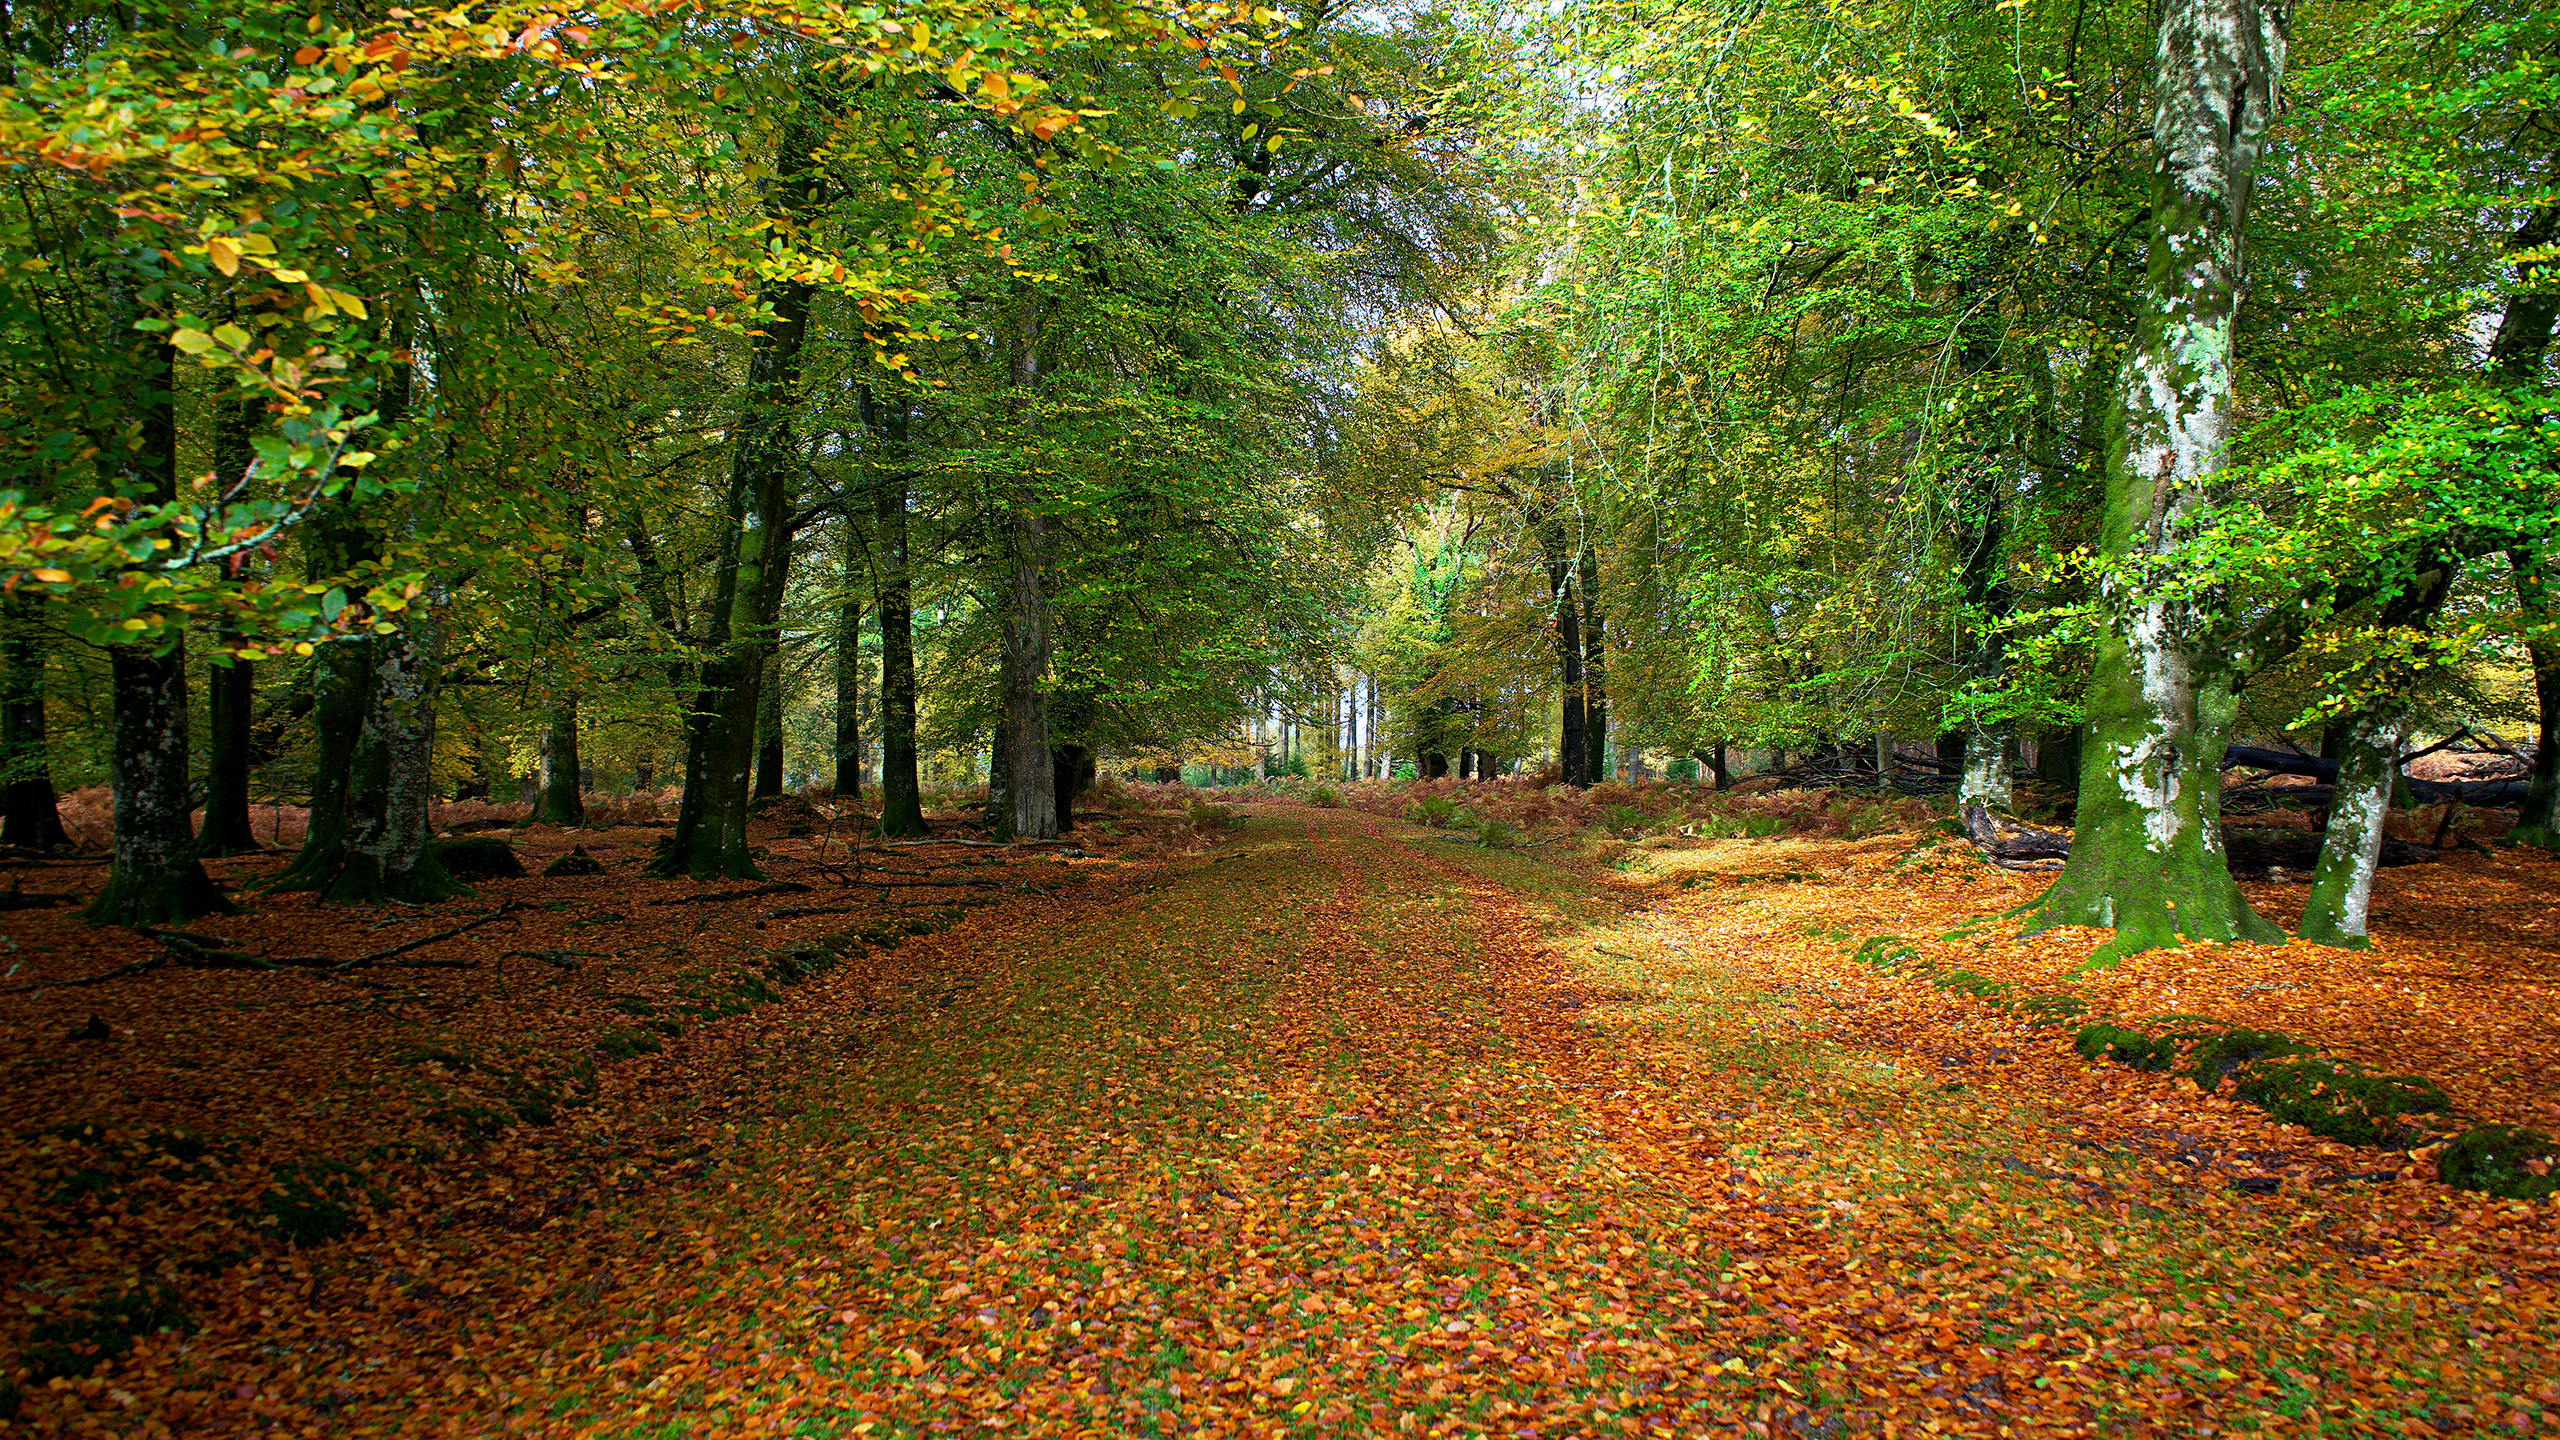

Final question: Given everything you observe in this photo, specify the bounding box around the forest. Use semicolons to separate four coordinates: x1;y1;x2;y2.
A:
0;0;2554;1431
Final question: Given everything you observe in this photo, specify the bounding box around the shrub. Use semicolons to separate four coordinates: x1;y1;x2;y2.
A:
1406;796;1457;827
1307;786;1341;808
1475;818;1521;849
2436;1124;2559;1200
1187;801;1242;832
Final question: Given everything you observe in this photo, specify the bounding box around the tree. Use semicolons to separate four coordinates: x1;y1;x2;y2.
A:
2014;0;2293;962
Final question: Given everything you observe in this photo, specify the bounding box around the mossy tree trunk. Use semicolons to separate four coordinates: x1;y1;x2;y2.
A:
269;606;374;891
653;109;821;879
2300;709;2402;949
272;297;405;897
2019;0;2290;966
87;639;235;925
2489;199;2558;849
754;652;786;800
532;694;585;826
2301;557;2457;945
330;593;461;904
2512;546;2560;850
85;334;229;925
0;596;69;850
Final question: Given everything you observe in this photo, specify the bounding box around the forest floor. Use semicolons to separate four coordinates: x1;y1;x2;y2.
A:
3;796;2557;1436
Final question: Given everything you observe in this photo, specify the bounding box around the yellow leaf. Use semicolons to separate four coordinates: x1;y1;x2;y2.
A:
29;568;70;583
208;237;242;277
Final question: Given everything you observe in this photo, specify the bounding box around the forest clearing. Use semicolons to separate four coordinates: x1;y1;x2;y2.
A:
4;0;2560;1430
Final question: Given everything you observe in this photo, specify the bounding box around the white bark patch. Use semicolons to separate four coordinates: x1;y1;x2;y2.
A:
2114;603;2189;853
1958;733;2014;811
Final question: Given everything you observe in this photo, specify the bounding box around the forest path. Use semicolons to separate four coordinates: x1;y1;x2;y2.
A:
204;808;2547;1437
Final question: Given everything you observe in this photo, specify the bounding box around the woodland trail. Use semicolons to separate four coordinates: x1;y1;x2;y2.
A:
81;808;2555;1438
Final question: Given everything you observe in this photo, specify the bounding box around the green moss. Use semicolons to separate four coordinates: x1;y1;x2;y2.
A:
1848;935;1926;971
1932;969;2013;999
17;1281;194;1381
256;1159;362;1246
2435;1124;2559;1200
607;995;657;1017
595;1027;663;1060
2008;994;2087;1027
2073;1023;2181;1071
2186;1028;2316;1091
2233;1057;2448;1148
431;836;525;881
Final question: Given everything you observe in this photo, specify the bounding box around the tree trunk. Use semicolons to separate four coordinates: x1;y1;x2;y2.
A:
269;513;376;892
2020;0;2290;964
86;641;233;924
337;592;458;903
196;392;261;856
1002;293;1058;842
834;524;865;800
2490;198;2559;847
273;292;404;896
2033;726;2080;787
2512;547;2560;848
533;695;585;825
986;703;1015;835
2299;710;2403;949
85;338;229;924
1701;745;1731;790
0;597;69;849
653;110;821;877
754;652;786;799
2301;559;2457;944
1949;256;2019;813
1052;744;1093;832
869;394;927;838
1542;518;1587;786
1579;541;1608;787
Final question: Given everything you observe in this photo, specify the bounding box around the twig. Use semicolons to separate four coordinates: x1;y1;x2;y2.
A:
502;948;605;969
0;956;167;995
647;882;813;907
320;900;526;971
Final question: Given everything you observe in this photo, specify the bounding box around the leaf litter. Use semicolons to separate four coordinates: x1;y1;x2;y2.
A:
1;798;2553;1435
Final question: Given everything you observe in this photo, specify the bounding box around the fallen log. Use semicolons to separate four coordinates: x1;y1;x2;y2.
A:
1958;803;2445;877
1957;804;2072;872
2220;746;2528;806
